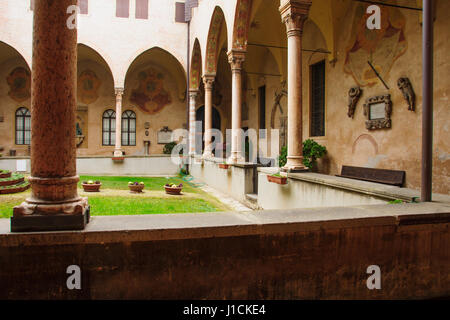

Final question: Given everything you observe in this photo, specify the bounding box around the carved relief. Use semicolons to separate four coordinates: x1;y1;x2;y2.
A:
348;86;362;118
271;82;287;129
7;67;31;103
397;77;415;111
78;70;101;104
363;94;392;130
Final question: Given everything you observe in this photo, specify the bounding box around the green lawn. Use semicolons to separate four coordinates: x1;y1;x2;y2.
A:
0;176;230;218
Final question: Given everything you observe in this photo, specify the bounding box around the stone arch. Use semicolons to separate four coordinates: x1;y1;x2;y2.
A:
205;6;227;75
124;47;187;103
232;0;253;51
77;44;115;106
0;41;31;71
77;42;116;86
190;39;202;91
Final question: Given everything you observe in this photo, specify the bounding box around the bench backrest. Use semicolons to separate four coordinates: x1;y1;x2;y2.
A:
338;165;405;187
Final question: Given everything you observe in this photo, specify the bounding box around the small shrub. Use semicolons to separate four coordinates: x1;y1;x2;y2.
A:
302;139;327;170
278;145;288;168
163;142;177;155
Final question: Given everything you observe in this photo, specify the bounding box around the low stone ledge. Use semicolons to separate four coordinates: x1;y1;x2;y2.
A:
258;168;450;204
1;202;449;246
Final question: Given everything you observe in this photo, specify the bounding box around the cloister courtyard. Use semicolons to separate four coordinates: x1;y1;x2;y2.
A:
0;0;448;301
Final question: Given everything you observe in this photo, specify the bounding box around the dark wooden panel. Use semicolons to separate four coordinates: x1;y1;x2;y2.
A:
135;0;148;19
338;165;405;187
116;0;129;18
175;2;185;23
79;0;88;14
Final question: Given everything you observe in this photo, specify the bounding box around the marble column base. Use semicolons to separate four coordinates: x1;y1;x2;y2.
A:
11;198;90;232
227;152;245;164
282;156;309;172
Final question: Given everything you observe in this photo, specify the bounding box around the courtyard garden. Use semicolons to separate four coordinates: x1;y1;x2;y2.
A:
0;175;231;219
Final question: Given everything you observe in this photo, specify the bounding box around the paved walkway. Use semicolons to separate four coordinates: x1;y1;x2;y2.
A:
199;183;253;212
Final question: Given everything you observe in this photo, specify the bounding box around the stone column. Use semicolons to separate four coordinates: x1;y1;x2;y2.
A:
11;0;89;232
227;50;246;163
279;0;311;172
202;74;215;158
189;89;199;156
114;88;124;157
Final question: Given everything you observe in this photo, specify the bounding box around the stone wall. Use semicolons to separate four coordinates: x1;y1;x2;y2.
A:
1;203;449;299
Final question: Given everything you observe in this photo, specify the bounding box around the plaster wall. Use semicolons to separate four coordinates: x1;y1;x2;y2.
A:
257;172;388;210
190;158;254;203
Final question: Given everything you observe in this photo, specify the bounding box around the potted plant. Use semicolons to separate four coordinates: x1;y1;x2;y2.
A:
267;172;288;185
82;180;101;192
302;139;327;172
164;183;183;195
218;160;230;169
128;181;145;193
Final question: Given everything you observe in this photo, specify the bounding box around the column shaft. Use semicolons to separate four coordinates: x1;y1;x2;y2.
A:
114;88;124;157
12;0;89;231
189;90;198;156
228;50;246;163
280;0;311;172
203;75;215;158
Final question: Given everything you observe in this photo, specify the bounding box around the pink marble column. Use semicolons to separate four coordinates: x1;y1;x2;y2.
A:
189;89;199;156
227;50;246;163
12;0;89;231
202;74;215;158
114;88;124;157
279;0;311;172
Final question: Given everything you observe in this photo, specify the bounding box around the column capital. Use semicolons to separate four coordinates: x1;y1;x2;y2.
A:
115;87;124;97
279;0;311;37
202;74;215;90
227;49;246;72
189;89;199;97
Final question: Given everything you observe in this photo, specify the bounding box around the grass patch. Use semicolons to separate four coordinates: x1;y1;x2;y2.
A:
79;176;199;193
88;196;219;215
0;176;231;218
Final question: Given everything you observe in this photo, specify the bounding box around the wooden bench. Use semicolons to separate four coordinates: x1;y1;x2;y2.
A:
337;165;405;187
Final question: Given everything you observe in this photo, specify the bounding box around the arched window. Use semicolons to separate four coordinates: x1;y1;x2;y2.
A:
122;110;136;146
102;109;116;146
15;107;31;145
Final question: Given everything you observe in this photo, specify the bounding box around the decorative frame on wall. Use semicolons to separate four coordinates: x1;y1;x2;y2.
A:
363;94;392;130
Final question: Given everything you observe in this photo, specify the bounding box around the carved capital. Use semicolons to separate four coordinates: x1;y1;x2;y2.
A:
115;87;124;99
202;74;215;90
279;0;311;37
227;50;246;72
189;89;199;100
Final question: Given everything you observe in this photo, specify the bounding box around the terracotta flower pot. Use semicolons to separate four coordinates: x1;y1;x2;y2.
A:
219;163;230;169
129;184;145;193
82;183;101;192
164;185;183;195
267;175;287;185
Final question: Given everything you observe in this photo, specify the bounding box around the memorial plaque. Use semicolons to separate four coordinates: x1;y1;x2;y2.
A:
363;94;392;130
369;103;385;120
158;127;173;144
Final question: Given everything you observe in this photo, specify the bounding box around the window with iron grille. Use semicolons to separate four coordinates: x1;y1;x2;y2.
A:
102;109;116;146
116;0;130;18
136;0;148;19
15;107;31;145
310;60;326;137
122;110;136;146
